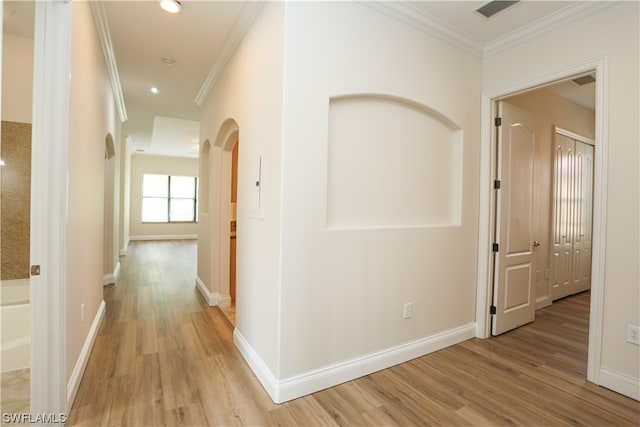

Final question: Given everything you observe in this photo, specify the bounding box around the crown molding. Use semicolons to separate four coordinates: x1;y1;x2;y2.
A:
361;1;621;60
194;2;266;106
90;1;127;122
359;1;484;57
483;0;622;57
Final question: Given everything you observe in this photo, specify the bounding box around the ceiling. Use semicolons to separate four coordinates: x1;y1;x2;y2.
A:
3;1;600;157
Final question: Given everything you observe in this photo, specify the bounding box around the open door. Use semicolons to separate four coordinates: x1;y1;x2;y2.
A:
491;101;538;335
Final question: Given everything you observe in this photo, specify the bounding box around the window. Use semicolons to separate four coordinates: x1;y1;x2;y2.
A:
142;174;198;223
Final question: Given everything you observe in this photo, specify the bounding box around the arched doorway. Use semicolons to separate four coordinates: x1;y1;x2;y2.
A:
213;119;239;325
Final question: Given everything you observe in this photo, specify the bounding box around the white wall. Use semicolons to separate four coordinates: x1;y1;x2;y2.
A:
482;2;639;397
66;0;118;380
129;153;199;238
1;33;33;123
278;0;480;385
199;1;285;374
505;89;595;308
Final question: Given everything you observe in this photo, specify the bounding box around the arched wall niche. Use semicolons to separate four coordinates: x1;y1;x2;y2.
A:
327;93;464;229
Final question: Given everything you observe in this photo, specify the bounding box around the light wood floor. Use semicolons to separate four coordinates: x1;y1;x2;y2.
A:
68;240;639;426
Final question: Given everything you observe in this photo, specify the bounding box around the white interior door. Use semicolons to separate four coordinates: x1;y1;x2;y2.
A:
551;130;594;300
492;101;538;335
571;140;593;294
550;132;574;299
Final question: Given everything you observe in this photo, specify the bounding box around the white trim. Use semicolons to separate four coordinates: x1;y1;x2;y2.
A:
360;1;620;60
30;1;72;416
535;295;552;311
475;58;608;389
195;276;219;306
89;1;127;122
360;1;482;57
218;294;232;308
194;2;265;106
67;300;105;408
587;57;609;385
129;234;198;241
235;323;476;404
484;2;621;57
554;126;595;146
113;261;121;281
102;261;121;286
233;330;279;401
599;367;640;401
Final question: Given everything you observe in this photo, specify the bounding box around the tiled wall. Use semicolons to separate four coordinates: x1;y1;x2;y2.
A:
1;121;31;280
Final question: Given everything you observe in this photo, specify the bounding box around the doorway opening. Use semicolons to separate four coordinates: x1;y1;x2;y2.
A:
490;78;595;336
477;58;608;386
214;118;239;327
1;0;35;415
222;139;238;326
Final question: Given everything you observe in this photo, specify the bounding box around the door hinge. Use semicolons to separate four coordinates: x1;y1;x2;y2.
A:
493;180;501;189
490;305;497;315
31;265;41;276
492;243;499;252
495;117;502;127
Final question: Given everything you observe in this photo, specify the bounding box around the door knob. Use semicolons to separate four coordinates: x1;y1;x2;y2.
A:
533;241;541;247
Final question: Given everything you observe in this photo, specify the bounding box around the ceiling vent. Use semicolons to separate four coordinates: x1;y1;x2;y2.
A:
572;75;596;86
476;1;520;18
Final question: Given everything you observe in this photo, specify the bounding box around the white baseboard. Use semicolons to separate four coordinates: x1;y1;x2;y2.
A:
196;277;219;306
535;295;552;310
114;261;121;281
599;367;640;401
67;299;105;408
103;261;122;286
233;330;279;400
218;294;232;308
129;234;197;241
234;322;476;404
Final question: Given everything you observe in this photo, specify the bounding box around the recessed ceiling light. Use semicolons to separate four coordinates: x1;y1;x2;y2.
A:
160;0;182;14
151;87;160;94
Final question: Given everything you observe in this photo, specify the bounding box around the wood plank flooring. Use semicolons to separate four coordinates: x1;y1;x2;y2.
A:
67;240;639;426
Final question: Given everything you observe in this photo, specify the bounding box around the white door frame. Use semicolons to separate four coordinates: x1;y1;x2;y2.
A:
30;0;72;415
475;57;608;385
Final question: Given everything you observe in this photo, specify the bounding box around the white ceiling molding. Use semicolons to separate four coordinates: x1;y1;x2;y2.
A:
359;1;484;57
483;0;621;57
90;1;128;123
362;1;620;60
194;1;266;106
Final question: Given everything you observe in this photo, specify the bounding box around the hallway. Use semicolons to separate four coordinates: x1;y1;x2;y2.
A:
67;241;639;426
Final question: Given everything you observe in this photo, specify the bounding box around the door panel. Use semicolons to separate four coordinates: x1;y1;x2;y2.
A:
571;141;593;294
550;133;593;300
492;101;537;336
550;134;574;299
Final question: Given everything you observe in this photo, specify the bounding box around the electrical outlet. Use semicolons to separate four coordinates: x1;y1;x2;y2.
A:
81;304;85;322
627;325;640;346
403;303;412;319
